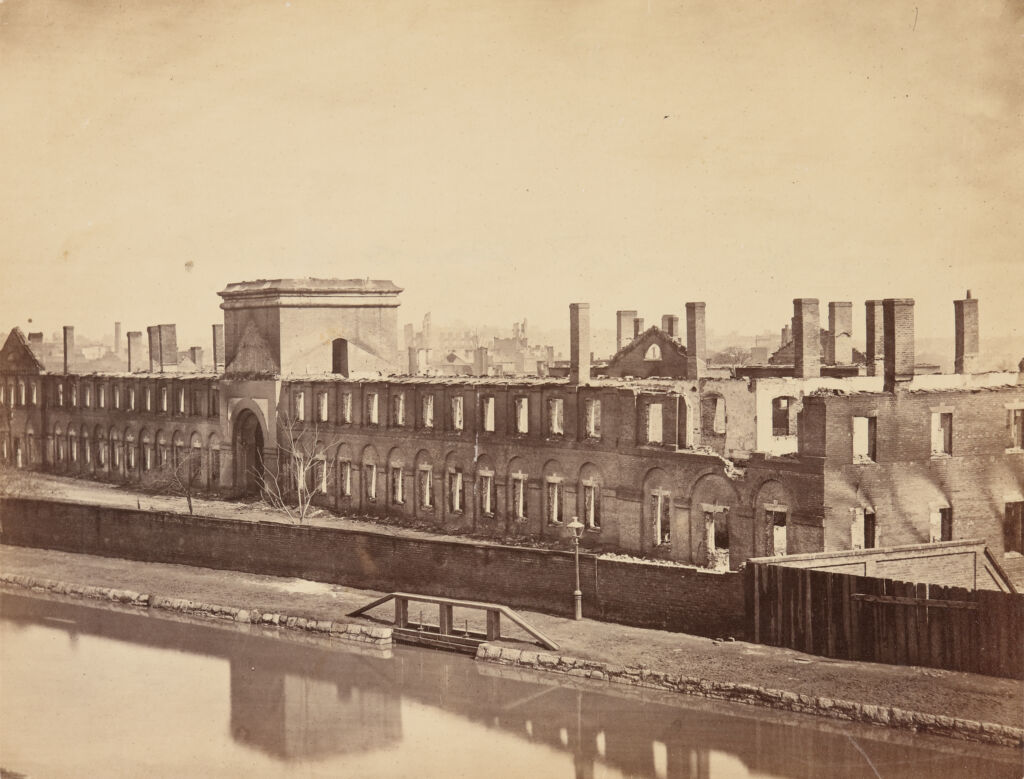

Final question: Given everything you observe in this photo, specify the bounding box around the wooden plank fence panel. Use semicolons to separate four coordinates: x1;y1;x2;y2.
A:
917;581;933;667
746;562;1021;679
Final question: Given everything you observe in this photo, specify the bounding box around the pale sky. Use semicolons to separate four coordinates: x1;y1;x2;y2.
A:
1;0;1021;354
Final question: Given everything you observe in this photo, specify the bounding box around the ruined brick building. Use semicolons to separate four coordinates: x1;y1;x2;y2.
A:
2;280;1022;576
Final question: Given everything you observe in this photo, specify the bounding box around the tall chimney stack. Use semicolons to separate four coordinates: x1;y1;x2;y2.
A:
570;303;591;385
828;301;853;365
865;300;884;377
883;298;915;392
661;315;679;338
685;302;707;379
473;347;489;376
188;346;204;370
954;290;979;374
62;326;75;374
781;323;791;347
147;324;179;373
616;310;638;351
212;324;225;371
633;317;645;338
114;322;122;355
792;299;821;378
127;331;143;373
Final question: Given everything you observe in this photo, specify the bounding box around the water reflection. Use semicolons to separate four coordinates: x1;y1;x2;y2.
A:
1;593;1018;778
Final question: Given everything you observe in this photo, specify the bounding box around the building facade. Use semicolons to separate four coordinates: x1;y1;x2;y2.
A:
3;280;1022;574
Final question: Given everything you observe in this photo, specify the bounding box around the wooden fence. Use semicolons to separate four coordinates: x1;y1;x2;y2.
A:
745;562;1024;679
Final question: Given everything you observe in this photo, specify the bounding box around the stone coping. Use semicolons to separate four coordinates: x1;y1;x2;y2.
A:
475;643;1023;749
0;573;392;647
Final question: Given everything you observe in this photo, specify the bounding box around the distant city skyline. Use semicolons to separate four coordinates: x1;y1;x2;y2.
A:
2;0;1020;356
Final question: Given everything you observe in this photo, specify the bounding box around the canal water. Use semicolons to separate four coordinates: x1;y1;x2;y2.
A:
1;592;1019;778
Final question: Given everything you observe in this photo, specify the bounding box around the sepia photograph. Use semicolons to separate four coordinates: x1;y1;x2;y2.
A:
1;0;1022;776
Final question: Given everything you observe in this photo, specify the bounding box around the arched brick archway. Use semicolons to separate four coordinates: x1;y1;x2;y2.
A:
233;409;265;496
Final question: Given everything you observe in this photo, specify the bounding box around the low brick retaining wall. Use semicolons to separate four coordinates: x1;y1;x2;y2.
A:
0;497;748;638
474;643;1024;749
0;573;392;647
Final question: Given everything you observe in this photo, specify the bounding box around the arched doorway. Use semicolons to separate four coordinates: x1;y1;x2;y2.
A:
233;409;265;496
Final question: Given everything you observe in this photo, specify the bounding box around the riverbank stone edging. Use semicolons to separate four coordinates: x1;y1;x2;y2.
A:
0;573;392;647
474;643;1023;749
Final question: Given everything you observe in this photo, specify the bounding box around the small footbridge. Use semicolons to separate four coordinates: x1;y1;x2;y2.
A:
348;592;559;655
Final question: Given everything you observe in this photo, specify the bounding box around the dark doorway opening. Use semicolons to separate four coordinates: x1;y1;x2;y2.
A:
233;409;265;496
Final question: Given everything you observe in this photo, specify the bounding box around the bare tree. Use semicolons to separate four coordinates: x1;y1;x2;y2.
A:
254;413;339;524
150;447;203;515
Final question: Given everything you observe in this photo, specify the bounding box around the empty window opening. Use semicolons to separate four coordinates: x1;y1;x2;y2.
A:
481;396;495;432
418;466;433;508
421;394;434;428
852;416;877;462
366;392;379;425
511;474;527;520
931;412;953;455
338;460;352;497
585;398;601;439
852;509;878;550
450;396;464;431
390;466;404;504
772;397;796;437
340;393;352;424
515;397;529;434
652;492;671;545
646;402;663;444
766;509;787;555
1010;409;1024;450
645;344;662;361
448;468;464;513
317;391;329;422
583;483;600;529
546;479;563;524
392;393;406;426
548;398;564;436
1005;502;1024;554
479;472;495;515
364;463;377;500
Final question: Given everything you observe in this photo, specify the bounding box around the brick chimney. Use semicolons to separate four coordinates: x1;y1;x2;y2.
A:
212;324;225;371
865;300;885;377
62;326;74;374
883;298;915;392
792;299;820;378
570;303;591;385
188;346;204;370
127;331;143;373
616;310;637;351
473;346;489;376
27;332;43;351
685;302;706;379
407;347;419;375
114;322;122;355
954;290;979;374
781;323;791;347
147;324;179;373
633;317;645;338
828;302;853;365
661;314;679;338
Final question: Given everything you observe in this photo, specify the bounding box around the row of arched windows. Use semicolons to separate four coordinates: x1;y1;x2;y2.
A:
50;424;222;486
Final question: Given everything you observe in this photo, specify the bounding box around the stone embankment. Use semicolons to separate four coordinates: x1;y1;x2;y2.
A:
0;572;392;647
475;643;1024;749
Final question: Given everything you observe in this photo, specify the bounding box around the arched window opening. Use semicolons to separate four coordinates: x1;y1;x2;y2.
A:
644;344;662;361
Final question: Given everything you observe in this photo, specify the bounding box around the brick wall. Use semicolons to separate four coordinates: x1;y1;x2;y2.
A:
0;497;748;638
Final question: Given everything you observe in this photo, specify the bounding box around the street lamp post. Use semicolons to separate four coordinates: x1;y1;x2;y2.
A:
568;517;584;620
